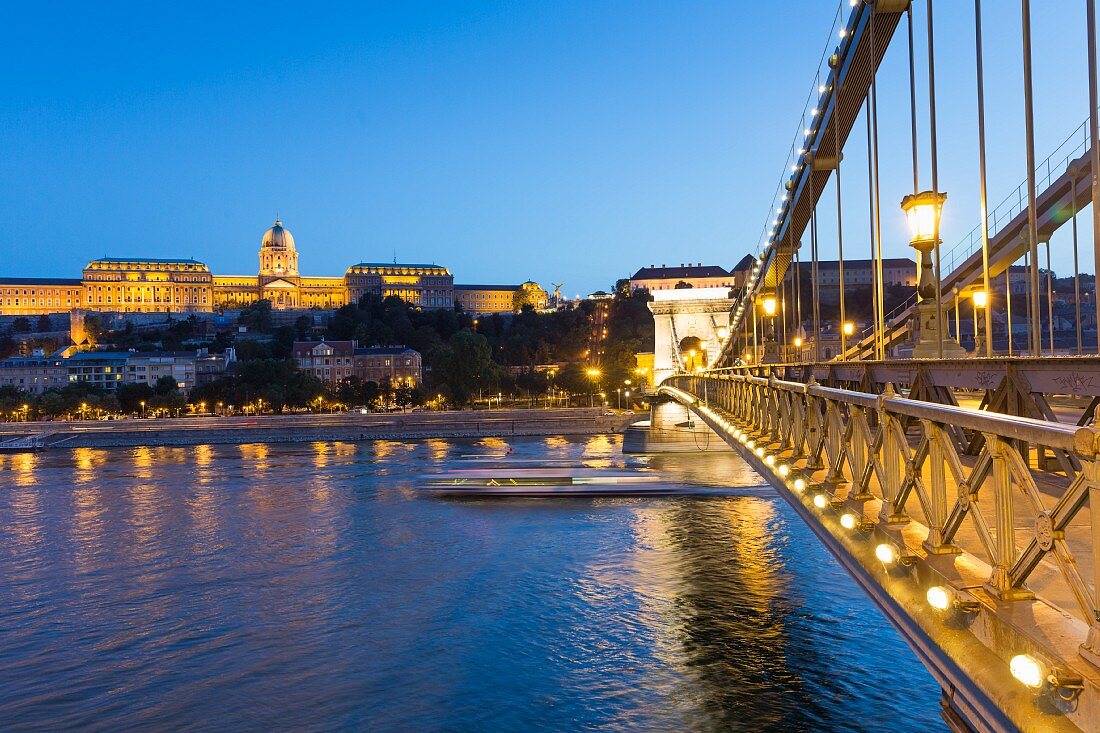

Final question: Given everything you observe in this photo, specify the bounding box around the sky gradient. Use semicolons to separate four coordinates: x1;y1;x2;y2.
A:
1;1;1095;295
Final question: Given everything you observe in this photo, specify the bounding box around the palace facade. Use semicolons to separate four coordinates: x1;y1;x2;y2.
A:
0;220;456;316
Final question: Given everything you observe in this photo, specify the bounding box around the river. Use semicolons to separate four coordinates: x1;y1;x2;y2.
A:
0;436;944;731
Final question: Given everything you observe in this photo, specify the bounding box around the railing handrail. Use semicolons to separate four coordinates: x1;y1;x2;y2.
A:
665;373;1093;455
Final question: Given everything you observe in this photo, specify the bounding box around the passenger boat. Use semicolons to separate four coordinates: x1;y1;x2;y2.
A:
420;467;742;498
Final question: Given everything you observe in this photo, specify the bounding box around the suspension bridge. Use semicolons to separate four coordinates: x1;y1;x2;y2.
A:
642;2;1100;731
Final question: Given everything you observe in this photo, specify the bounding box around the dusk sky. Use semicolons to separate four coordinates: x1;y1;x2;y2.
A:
1;1;1094;295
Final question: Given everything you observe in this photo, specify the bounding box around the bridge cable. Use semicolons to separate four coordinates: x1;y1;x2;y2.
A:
866;101;878;359
974;0;994;357
1071;164;1083;354
1021;0;1043;356
907;4;920;195
811;200;821;362
1046;238;1054;354
926;0;946;360
833;51;847;358
870;5;885;361
1089;0;1100;346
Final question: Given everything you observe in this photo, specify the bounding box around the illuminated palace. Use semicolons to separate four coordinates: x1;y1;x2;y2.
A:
0;220;457;315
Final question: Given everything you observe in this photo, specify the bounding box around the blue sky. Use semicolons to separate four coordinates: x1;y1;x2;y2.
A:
0;2;1094;295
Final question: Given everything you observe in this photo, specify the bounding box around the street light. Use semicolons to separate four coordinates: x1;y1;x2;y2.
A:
902;190;964;358
842;321;855;337
140;400;146;418
972;288;989;355
762;295;778;317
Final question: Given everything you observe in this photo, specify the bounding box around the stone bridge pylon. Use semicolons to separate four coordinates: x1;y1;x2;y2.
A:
647;287;734;385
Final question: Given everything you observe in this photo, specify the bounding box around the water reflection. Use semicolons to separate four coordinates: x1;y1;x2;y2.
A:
0;436;943;732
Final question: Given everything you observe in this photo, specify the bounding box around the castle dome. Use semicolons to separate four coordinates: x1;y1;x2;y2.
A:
261;219;295;251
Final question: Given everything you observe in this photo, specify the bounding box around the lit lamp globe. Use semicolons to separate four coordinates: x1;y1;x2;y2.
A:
901;190;947;247
972;289;988;308
762;296;778;317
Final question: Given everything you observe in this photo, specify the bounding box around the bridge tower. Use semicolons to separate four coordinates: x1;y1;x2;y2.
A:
647;287;733;385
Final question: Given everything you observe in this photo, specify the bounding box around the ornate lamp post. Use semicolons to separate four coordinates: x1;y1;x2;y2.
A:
902;190;965;358
761;293;781;363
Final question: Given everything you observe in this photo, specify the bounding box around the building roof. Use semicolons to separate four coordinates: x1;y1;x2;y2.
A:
0;277;82;286
354;346;419;356
630;264;732;280
89;257;206;265
731;254;756;273
455;284;521;291
796;258;916;270
348;262;448;270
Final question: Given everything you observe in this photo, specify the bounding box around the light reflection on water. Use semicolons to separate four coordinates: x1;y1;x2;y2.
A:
0;435;944;731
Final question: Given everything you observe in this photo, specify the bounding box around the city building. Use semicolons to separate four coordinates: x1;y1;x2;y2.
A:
0;348;232;394
0;220;454;316
0;350;68;394
630;264;735;293
789;258;917;288
454;281;548;314
293;340;421;386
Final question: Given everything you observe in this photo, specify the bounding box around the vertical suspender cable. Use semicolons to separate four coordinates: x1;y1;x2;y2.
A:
869;6;885;361
833;52;847;359
795;233;803;353
1046;239;1055;353
1072;169;1083;354
1089;0;1100;351
1021;0;1043;355
1006;268;1014;355
908;5;920;194
926;0;945;360
974;0;993;357
812;206;821;362
867;101;878;359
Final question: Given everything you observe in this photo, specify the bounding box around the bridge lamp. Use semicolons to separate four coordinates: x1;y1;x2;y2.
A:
842;321;855;337
717;326;729;340
926;585;981;615
754;446;765;458
746;439;755;449
764;454;775;467
762;296;778;317
812;493;828;510
777;463;790;478
793;336;803;348
874;543;899;564
738;434;748;445
972;289;988;309
792;477;807;492
1009;655;1046;689
839;512;858;530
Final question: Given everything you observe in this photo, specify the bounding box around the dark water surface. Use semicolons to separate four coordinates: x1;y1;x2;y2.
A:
0;436;944;731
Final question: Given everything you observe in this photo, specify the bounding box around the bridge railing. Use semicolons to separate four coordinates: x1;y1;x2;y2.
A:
661;372;1100;726
941;115;1091;277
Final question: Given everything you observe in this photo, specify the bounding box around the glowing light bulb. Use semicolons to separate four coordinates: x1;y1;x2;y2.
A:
755;447;765;458
875;544;898;564
813;494;828;509
1009;655;1045;689
764;455;775;466
926;586;951;611
777;464;790;477
840;513;857;530
793;478;806;492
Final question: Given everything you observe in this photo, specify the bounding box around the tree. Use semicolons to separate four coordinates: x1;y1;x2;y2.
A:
239;299;274;333
115;382;155;413
36;315;53;332
433;331;500;405
12;317;31;333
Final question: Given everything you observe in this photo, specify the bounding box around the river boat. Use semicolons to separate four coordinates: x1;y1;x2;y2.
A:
420;467;746;498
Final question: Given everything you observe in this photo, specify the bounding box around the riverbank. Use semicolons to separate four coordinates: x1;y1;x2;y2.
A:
0;408;638;449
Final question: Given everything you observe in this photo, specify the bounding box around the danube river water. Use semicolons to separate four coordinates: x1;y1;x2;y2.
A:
0;436;945;731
